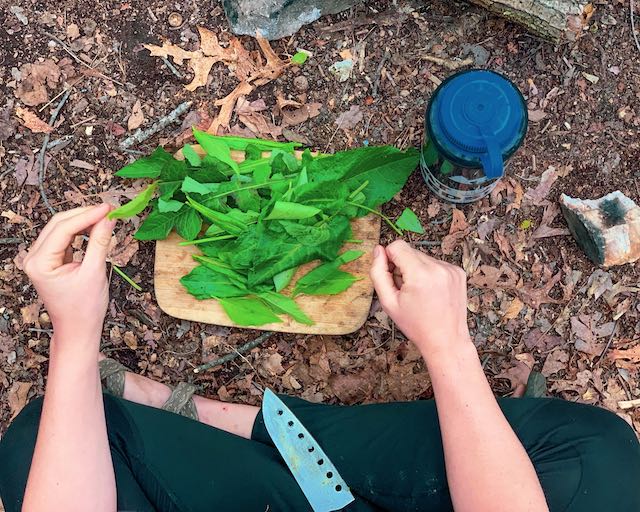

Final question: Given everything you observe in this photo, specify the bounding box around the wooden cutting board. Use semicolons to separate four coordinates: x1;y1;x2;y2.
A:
154;147;381;335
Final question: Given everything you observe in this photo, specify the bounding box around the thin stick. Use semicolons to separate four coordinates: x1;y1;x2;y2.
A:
161;56;184;79
596;319;618;366
112;264;143;291
0;237;23;245
120;101;192;149
193;332;274;374
632;0;640;54
39;89;72;215
422;55;474;71
372;50;390;97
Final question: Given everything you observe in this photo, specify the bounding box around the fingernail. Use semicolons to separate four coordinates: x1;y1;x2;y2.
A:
374;245;382;258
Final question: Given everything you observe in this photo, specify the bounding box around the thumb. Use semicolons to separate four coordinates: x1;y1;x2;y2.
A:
370;245;398;310
83;215;116;271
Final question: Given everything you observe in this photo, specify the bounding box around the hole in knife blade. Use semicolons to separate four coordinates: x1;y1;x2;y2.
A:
308;446;315;452
288;420;294;427
298;433;304;439
326;472;333;479
277;410;283;415
317;459;324;465
335;485;342;492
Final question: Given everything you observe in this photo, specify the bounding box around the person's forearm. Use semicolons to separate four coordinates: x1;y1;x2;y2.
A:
425;339;548;512
23;331;116;512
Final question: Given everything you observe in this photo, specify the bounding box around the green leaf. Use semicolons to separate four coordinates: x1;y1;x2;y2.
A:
108;182;158;219
158;198;184;213
192;129;240;173
265;201;321;220
179;265;247;299
115;147;172;178
524;371;547;398
308;146;419;209
293;251;363;296
291;51;309;65
195;134;300;152
181;176;219;195
133;211;177;240
182;144;202;167
396;208;424;234
259;291;313;325
186;196;246;235
218;296;282;326
273;267;297;292
159;158;189;182
159;181;181;200
175;207;202;241
294;268;359;297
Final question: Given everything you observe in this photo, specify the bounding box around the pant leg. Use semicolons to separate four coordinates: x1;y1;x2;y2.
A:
252;396;640;512
0;393;373;512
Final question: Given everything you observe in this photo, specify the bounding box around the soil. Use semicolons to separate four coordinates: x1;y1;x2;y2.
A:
1;0;640;443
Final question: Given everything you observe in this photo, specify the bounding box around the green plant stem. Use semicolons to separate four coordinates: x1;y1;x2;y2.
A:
179;234;237;246
112;265;142;291
345;239;363;244
346;201;403;236
348;180;369;200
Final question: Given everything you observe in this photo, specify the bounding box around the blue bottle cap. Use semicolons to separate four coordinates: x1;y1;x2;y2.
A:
427;70;527;179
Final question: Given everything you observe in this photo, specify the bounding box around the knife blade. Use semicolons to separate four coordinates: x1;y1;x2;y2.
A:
262;389;355;512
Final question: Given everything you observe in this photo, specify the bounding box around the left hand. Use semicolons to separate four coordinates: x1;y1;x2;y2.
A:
23;204;116;351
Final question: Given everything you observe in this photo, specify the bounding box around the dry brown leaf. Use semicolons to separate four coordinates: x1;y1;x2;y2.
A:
329;370;376;404
541;348;569;377
496;354;534;395
21;301;42;324
127;100;144;131
282;102;322;127
502;297;524;320
252;31;287;85
261;352;285;376
229;38;258;81
108;234;139;267
15;107;53;133
15;60;61;106
123;331;138;350
609;343;640;363
523;328;563;351
449;208;469;234
517;271;563;309
9;381;32;420
335;105;363;130
523;166;560;206
199;27;236;62
66;23;80;40
14;152;40;186
276;93;302;110
185;56;217;92
143;41;198;65
207;81;254;135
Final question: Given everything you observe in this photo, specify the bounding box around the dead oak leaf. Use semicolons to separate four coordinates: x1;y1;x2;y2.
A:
260;352;284;376
207;81;254;135
282;102;322;127
185;56;217;92
609;343;640;363
9;381;32;420
21;301;42;324
517;271;564;309
541;348;569;377
15;59;61;106
335;105;363;131
523;328;563;351
329;370;376;404
143;41;198;66
15;107;53;133
127;100;144;131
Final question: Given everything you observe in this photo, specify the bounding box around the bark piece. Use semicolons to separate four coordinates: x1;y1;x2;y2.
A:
560;191;640;267
467;0;589;42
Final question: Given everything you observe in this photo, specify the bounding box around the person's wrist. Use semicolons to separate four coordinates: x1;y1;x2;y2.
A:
51;322;103;358
414;328;475;367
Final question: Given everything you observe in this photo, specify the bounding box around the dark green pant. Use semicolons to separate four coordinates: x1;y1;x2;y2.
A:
1;394;639;511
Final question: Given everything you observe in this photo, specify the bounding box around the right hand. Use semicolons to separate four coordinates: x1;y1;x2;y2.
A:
370;240;472;359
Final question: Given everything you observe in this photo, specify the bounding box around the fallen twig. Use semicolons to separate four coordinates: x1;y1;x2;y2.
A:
372;50;391;97
39;89;72;216
618;398;640;410
423;55;474;71
193;332;274;374
161;56;184;79
0;238;23;245
120;101;192;149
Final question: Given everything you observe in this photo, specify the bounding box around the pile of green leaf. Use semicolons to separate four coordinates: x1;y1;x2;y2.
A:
109;130;422;326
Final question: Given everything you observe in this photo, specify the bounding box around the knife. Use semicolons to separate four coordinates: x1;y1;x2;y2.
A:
262;389;355;512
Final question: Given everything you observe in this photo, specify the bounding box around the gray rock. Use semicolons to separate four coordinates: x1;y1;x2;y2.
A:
560;191;640;267
222;0;359;40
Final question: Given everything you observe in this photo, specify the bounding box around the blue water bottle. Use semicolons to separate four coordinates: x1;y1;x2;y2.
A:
421;70;528;204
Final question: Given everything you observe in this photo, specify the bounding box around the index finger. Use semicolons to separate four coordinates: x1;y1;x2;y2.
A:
385;240;434;277
35;204;112;272
29;206;96;255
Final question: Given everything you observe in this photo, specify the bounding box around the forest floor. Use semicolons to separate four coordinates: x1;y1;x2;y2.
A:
1;0;640;448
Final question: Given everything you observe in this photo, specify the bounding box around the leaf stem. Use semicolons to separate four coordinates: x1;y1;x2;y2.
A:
348;180;369;200
179;234;237;246
112;264;142;291
346;201;403;236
